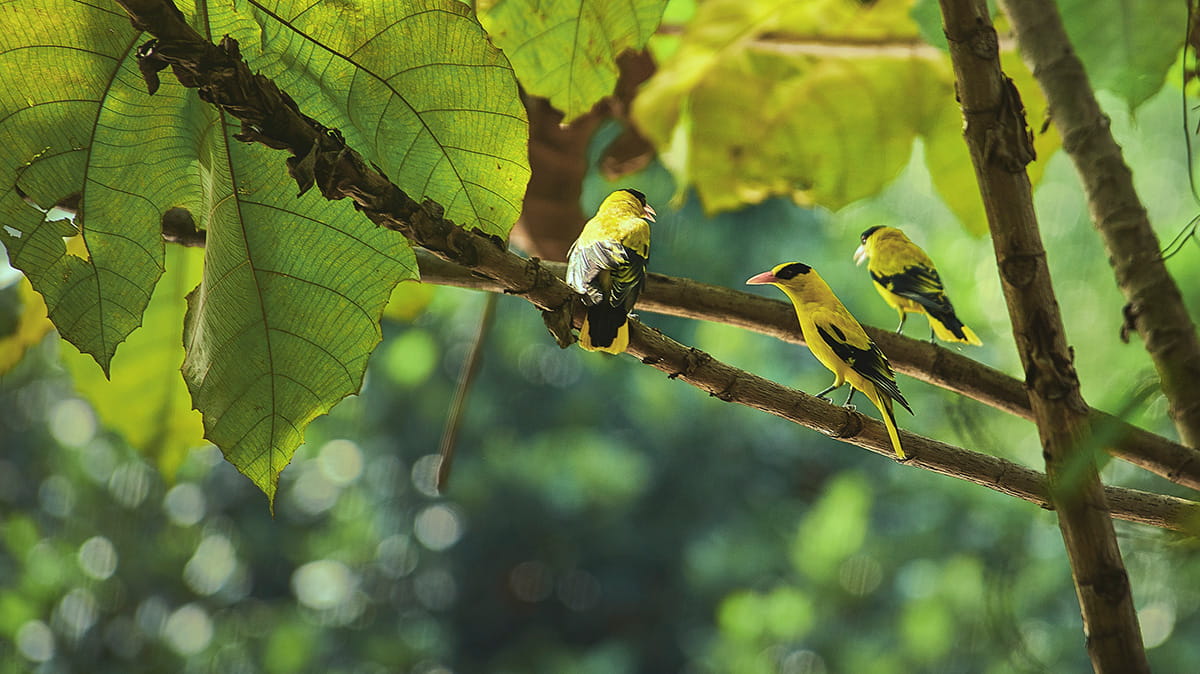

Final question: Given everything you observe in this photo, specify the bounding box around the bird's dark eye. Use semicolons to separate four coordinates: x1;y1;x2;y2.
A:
775;262;811;279
622;188;647;206
860;225;882;243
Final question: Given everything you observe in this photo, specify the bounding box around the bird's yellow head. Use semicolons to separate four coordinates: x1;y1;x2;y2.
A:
746;262;812;287
854;225;902;265
601;188;657;222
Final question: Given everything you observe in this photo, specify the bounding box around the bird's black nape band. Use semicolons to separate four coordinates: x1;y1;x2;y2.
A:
621;188;647;206
860;225;883;242
774;262;812;279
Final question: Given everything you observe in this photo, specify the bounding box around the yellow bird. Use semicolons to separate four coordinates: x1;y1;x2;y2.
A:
747;262;913;459
854;226;982;346
566;189;656;354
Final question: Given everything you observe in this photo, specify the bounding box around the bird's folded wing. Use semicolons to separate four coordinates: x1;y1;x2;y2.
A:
871;265;953;314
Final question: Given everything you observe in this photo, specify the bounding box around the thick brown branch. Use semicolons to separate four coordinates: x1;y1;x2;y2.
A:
416;250;1200;491
998;0;1200;450
120;0;1200;543
939;0;1148;670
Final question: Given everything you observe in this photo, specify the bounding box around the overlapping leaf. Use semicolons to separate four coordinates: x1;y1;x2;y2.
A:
478;0;669;122
633;0;1059;232
213;0;530;236
0;0;529;502
62;246;206;479
0;0;176;373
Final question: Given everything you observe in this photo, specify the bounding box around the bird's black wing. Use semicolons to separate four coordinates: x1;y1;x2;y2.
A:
816;324;912;414
871;265;953;315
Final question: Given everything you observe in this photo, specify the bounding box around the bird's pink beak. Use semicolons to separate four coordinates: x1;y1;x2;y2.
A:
643;205;657;222
853;244;868;266
745;271;776;285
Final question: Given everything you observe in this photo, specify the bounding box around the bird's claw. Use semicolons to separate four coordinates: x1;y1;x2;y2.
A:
842;404;856;412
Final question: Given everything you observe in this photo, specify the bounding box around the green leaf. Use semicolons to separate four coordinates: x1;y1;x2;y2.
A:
1;1;528;502
0;0;173;373
1055;0;1184;109
182;135;417;505
217;0;530;236
478;0;669;122
634;0;1060;231
633;0;947;214
61;245;205;480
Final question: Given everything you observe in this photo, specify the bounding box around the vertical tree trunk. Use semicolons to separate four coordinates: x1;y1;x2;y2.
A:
999;0;1200;450
936;1;1149;671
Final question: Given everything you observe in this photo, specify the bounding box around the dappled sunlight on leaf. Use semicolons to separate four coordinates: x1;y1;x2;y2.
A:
479;0;669;122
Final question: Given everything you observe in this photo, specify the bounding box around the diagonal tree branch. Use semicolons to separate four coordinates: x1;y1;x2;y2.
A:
116;0;1200;544
938;0;1148;670
997;0;1200;450
415;250;1200;491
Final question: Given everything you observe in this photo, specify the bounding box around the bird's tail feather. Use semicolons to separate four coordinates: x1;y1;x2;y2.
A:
928;311;982;346
579;309;629;354
868;388;906;459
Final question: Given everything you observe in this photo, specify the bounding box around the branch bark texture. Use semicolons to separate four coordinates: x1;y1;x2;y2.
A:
938;0;1148;670
120;0;1200;544
417;251;1200;491
998;0;1200;451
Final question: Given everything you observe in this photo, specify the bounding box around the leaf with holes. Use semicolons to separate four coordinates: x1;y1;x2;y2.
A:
215;0;530;236
478;0;669;122
0;0;177;374
0;0;527;503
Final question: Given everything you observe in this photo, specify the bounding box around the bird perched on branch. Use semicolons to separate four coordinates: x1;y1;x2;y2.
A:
566;189;656;354
854;226;982;346
747;262;913;459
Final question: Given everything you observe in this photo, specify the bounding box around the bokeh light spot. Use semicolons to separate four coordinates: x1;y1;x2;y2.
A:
184;534;237;596
318;439;364;486
414;504;463;551
163;603;213;655
49;398;95;447
1139;602;1175;649
78;536;118;580
376;534;419;578
292;559;357;611
163;482;206;526
108;462;152;508
289;465;339;516
382;329;438;387
16;620;54;662
52;588;98;642
838;555;882;597
39;474;75;518
410;454;441;497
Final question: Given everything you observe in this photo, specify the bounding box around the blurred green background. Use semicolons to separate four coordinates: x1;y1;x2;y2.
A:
3;82;1200;674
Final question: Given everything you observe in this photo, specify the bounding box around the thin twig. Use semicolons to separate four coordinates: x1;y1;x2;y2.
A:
436;293;497;491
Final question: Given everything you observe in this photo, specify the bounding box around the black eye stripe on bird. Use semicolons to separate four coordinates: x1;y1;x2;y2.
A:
746;261;912;459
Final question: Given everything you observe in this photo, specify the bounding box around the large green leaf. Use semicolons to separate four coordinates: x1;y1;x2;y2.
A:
912;0;1182;110
215;0;530;236
478;0;669;122
182;131;417;504
0;0;175;373
634;0;1059;231
62;245;205;479
0;0;528;502
1056;0;1184;110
